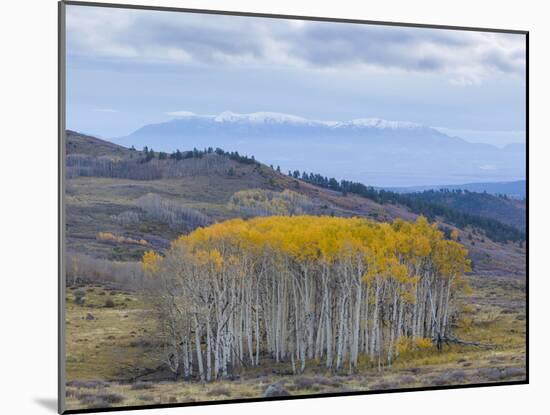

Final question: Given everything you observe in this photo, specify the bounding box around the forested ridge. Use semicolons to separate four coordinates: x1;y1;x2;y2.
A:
396;188;526;232
142;216;470;380
66;130;524;245
290;170;525;243
67;132;257;181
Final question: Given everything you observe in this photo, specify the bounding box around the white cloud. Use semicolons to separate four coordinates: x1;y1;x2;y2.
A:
66;5;526;85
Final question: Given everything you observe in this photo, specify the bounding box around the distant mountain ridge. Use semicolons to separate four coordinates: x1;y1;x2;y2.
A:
114;111;525;187
164;111;428;129
387;180;526;199
122;111;450;141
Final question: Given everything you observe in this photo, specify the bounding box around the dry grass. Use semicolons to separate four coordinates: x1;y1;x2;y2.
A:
65;173;270;260
65;286;158;382
65;274;526;411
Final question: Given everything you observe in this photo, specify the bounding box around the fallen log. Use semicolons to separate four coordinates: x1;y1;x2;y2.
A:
441;335;495;349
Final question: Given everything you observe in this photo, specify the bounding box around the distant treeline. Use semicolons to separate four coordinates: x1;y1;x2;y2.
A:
396;188;526;232
67;154;165;180
136;193;211;231
67;146;257;180
67;150;246;181
289;170;525;243
228;188;324;217
137;145;257;165
66;252;144;288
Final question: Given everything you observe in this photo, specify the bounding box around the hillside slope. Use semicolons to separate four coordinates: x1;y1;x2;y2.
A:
402;189;526;231
64;131;526;275
67;130;130;157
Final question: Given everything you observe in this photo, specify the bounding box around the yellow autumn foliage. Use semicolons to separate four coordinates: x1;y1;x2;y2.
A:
142;250;162;274
143;215;472;374
396;336;434;354
148;215;470;289
97;232;148;246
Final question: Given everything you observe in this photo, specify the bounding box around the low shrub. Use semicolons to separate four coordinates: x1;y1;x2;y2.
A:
96;393;125;404
371;382;397;390
477;367;502;381
293;377;317;389
430;374;450;386
138;394;154;402
397;374;416;385
447;370;466;382
73;290;86;305
313;377;342;388
66;379;109;389
501;367;525;379
130;382;153;390
206;387;232;397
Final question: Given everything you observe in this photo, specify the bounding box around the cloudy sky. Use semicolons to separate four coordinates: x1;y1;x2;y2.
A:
65;4;526;147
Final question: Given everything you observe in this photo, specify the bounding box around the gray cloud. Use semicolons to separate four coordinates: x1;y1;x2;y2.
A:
284;24;452;70
66;5;526;83
120;16;266;63
284;23;525;80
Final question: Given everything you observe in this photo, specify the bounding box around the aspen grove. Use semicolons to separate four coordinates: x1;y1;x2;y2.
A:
142;216;471;381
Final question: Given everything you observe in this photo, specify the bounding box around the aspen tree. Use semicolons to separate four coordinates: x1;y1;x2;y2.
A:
144;215;470;379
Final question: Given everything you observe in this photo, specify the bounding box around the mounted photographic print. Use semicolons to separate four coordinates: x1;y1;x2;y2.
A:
58;1;528;413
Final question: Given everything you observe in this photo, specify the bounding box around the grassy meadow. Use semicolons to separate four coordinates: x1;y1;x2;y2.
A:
64;275;526;410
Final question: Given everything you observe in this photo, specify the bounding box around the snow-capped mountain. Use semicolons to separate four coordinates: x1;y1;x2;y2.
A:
152;111;429;129
114;111;525;187
336;118;424;130
209;112;425;130
213;111;321;125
